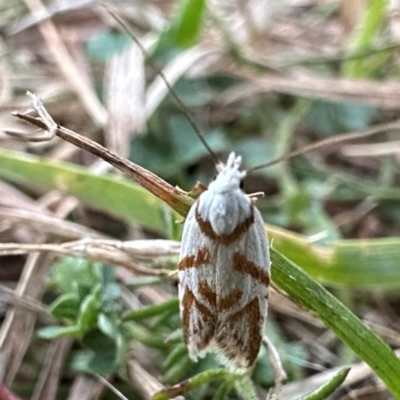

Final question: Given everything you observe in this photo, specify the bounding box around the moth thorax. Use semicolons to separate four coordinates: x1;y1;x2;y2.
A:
194;152;249;236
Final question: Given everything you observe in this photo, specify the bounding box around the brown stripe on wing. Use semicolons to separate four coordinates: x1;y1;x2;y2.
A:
198;280;217;307
197;284;250;319
195;206;254;245
233;253;270;286
215;297;262;368
179;247;211;270
218;289;243;311
181;287;216;352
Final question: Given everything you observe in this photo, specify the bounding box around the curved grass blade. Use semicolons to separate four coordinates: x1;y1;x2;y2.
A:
0;149;178;235
173;0;206;47
152;368;229;400
297;367;350;400
268;225;400;287
233;375;259;400
271;248;400;398
123;298;179;321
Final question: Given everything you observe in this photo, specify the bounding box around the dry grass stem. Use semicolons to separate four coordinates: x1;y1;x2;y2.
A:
30;339;73;400
0;285;52;322
21;0;107;125
126;359;185;400
0;207;105;239
0;239;177;276
0;194;85;384
66;374;106;400
8;92;191;217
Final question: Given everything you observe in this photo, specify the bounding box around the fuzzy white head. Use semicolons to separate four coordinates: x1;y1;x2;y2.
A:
198;152;252;236
208;152;246;193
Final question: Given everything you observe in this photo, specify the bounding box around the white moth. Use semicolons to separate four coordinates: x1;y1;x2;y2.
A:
178;152;270;372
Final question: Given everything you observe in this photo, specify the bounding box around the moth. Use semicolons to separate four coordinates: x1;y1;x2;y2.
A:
178;152;270;372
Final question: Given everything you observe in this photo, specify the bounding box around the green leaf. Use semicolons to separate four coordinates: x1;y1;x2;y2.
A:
233;375;259;400
152;369;229;400
173;0;206;47
103;282;121;303
308;100;377;136
77;286;102;331
37;325;83;339
297;367;351;400
123;298;179;321
124;321;167;350
232;138;276;172
0;149;176;235
86;30;130;61
81;329;120;374
271;248;400;398
48;257;100;295
211;381;233;400
343;0;388;77
130;112;227;181
98;313;119;338
163;342;188;371
49;293;80;322
163;347;192;384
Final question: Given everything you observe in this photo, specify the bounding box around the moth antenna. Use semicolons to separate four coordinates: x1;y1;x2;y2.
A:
247;119;400;174
106;7;219;165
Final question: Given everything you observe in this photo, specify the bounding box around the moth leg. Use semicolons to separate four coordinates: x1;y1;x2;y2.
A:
188;181;208;196
248;191;265;204
175;182;208;225
175;182;207;198
263;335;287;400
167;269;178;278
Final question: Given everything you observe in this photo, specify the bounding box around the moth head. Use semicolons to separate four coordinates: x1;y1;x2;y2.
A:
209;152;246;193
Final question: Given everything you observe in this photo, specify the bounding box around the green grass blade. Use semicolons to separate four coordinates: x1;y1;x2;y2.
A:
123;298;179;321
343;0;388;77
152;369;229;400
0;149;176;235
271;248;400;398
233;374;259;400
297;367;350;400
269;225;400;287
174;0;206;47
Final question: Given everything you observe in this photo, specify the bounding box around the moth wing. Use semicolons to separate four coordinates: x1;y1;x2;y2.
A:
215;207;270;371
178;202;218;360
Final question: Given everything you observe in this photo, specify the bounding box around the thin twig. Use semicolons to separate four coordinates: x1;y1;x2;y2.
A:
95;375;129;400
263;336;287;400
248;119;400;173
0;241;173;276
7;92;193;217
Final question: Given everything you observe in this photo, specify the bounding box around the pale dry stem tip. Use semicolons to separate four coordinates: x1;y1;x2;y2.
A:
95;374;129;400
187;181;208;197
263;335;287;400
168;269;179;278
5;92;58;142
174;185;190;196
3;128;42;142
26;91;57;137
4;127;52;143
249;191;265;202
